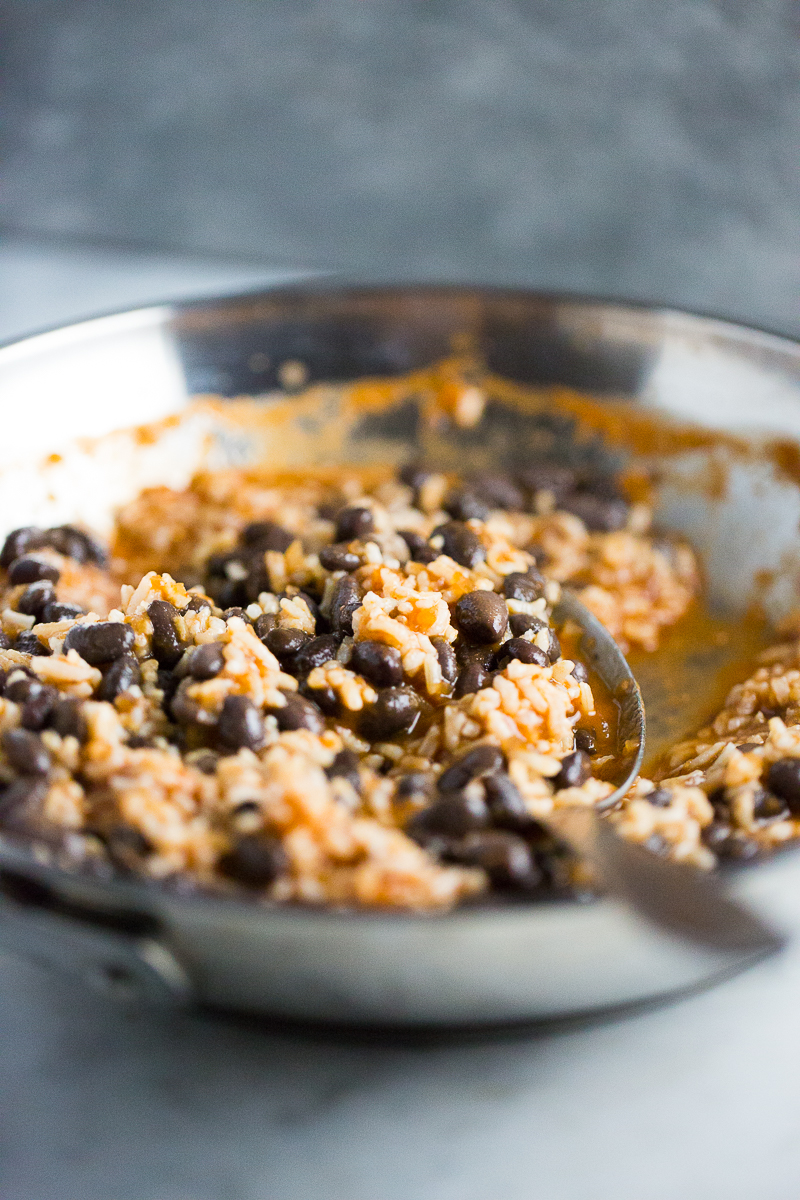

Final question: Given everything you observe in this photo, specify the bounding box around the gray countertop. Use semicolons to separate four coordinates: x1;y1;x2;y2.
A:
4;0;800;338
2;239;800;1200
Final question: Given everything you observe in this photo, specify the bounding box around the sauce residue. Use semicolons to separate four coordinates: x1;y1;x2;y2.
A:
628;601;771;770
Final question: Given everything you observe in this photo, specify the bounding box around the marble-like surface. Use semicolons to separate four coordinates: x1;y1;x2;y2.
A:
5;923;800;1200
1;240;800;1198
2;0;800;336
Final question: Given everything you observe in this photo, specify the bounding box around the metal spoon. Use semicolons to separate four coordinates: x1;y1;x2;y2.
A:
549;591;784;959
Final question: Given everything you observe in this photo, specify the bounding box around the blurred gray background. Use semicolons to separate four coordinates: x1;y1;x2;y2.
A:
2;0;799;332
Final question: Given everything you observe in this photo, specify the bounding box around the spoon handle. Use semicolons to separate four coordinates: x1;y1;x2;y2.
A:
546;806;785;958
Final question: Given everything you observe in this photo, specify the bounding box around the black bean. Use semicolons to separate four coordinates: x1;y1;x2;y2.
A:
51;697;87;741
360;686;421;740
330;575;361;637
217;695;265;751
294;634;339;677
430;636;457;683
231;797;261;820
438;745;505;793
1;527;45;568
560;492;629;533
42;525;107;566
64;621;134;665
454;591;509;645
127;735;155;749
647;787;673;808
493;638;549;670
526;564;547;589
709;788;729;814
269;692;325;734
317;498;342;521
205;551;238;577
445;830;543;891
170;680;209;726
239;521;294;552
8;557;60;586
552;750;590;790
705;816;734;854
320;544;361;572
303;681;339;715
0;632;10;650
0;777;47;827
468;474;525;511
193;750;220;775
219;834;288;887
20;685;58;731
208;577;248;609
205;578;243;610
503;571;544;603
325;748;361;792
157;667;180;706
509;613;546;638
453;663;490;698
6;665;36;693
574;727;596;755
14;631;50;656
17;580;56;619
245;560;271;603
265;627;312;661
41;601;84;623
545;629;561;663
350;640;404;687
4;673;41;704
458;643;497;672
398;463;431;492
753;790;790;823
147;600;184;668
106;824;152;869
571;661;589;684
642;831;670;857
736;742;762;753
518;463;578;503
429;522;485;569
444;489;490;522
188;642;226;680
253;613;278;642
335;506;374;542
222;607;251;623
395;772;432;799
185;594;212;613
708;829;762;861
484;773;535;830
3;728;51;775
398;530;438;564
97;654;141;701
765;758;800;813
407;791;489;840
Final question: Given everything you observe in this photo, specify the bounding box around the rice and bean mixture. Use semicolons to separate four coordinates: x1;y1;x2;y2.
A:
627;627;800;868
0;454;715;909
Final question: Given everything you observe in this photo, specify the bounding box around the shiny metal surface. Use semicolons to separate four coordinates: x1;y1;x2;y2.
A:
552;591;645;794
0;284;799;1027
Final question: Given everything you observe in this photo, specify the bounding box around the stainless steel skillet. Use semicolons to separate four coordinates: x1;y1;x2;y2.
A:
0;283;799;1028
